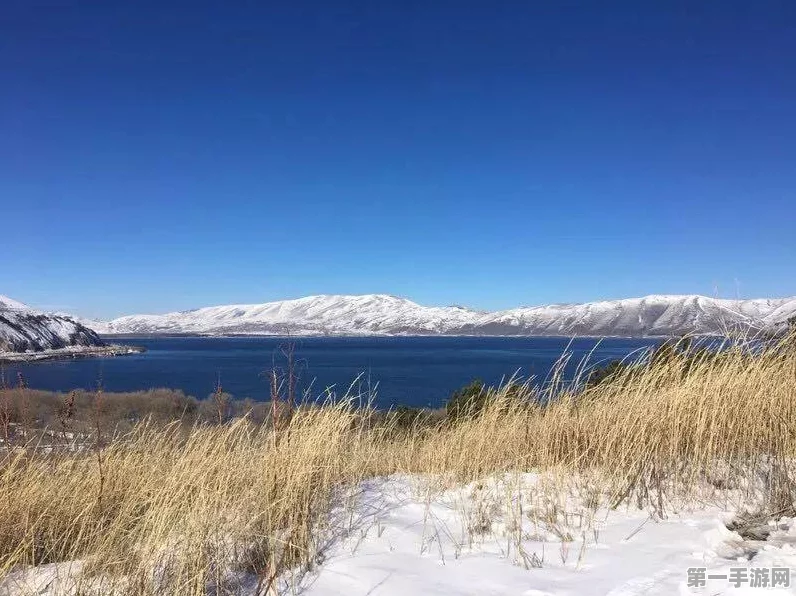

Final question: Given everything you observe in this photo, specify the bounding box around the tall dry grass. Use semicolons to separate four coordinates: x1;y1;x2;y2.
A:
0;335;795;594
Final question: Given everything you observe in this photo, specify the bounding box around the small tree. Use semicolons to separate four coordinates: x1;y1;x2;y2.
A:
211;377;231;424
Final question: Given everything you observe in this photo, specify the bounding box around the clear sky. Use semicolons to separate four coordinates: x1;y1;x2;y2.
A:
2;1;795;319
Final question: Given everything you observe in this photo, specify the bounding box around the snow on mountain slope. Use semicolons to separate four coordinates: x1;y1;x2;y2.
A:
101;294;484;335
761;298;796;327
0;295;29;310
94;293;796;337
478;295;796;336
0;296;107;354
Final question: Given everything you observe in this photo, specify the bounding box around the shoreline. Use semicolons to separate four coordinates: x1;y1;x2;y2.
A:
0;344;146;364
99;331;678;340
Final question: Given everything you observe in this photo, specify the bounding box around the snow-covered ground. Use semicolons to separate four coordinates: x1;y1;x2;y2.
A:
3;474;796;595
85;293;796;338
293;475;796;596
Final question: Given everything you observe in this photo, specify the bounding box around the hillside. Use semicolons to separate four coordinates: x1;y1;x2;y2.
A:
0;295;108;355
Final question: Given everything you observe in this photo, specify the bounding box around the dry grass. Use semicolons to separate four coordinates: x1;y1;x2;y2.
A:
1;335;795;594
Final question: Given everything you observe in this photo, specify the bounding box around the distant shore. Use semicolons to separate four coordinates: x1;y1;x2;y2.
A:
0;344;145;364
98;331;674;339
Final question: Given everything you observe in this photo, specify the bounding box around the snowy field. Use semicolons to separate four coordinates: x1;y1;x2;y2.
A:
295;476;796;596
3;474;796;595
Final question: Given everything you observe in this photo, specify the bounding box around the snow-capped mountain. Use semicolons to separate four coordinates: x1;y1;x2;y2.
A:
95;294;484;335
0;295;107;354
91;293;796;338
476;295;796;336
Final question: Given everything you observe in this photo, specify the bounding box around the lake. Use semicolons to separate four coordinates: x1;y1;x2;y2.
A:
7;336;662;409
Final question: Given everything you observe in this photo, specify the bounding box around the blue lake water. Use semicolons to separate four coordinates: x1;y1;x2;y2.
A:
7;336;662;409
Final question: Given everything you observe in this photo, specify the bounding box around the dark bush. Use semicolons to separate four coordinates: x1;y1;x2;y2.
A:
586;360;627;388
445;379;488;422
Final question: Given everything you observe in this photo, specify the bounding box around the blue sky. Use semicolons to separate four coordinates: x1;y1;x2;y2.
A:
2;1;795;318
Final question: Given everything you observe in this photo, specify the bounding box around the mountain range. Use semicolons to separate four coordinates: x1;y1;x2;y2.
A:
2;293;795;357
90;293;796;337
